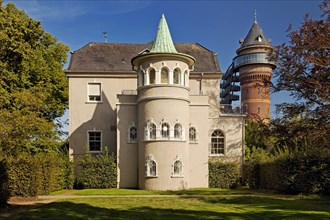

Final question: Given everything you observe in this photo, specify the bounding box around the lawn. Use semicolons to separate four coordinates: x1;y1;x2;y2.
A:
4;189;330;220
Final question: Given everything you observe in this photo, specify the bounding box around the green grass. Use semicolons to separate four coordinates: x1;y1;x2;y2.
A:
50;188;252;196
7;189;330;220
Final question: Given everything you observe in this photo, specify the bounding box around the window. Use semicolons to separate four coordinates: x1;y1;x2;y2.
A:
257;108;261;114
173;68;180;84
88;83;101;102
189;127;197;143
145;122;156;140
172;156;183;177
88;131;101;152
211;130;225;155
174;123;182;139
150;123;156;139
161;122;170;139
140;70;144;86
161;68;169;84
128;124;137;143
149;69;156;84
145;156;157;177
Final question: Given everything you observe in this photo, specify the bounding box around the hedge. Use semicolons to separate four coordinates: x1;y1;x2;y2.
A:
0;158;9;209
243;148;330;195
75;152;117;189
209;161;241;188
0;152;74;205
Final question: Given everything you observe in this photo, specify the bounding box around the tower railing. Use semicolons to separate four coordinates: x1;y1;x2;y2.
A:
219;104;246;115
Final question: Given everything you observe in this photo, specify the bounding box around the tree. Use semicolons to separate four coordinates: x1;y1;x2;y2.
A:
272;0;330;148
0;1;69;155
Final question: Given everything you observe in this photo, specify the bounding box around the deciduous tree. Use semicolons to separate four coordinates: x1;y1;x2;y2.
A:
0;1;69;155
272;0;330;148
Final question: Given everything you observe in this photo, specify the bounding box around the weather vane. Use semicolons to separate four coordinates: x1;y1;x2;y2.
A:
103;32;108;43
254;10;257;23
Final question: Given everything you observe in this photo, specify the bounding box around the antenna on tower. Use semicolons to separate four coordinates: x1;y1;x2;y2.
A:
103;32;108;43
254;10;257;23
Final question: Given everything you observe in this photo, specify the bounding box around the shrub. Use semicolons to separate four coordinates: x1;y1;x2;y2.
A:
0;158;9;209
6;152;74;197
75;150;117;189
243;148;270;188
243;147;330;195
209;161;241;188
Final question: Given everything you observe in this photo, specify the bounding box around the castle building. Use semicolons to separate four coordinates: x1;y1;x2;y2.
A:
66;15;247;190
221;14;275;120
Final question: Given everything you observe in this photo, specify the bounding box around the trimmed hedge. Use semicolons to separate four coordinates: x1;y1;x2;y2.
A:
75;152;117;189
209;161;241;188
1;153;73;201
243;148;330;195
0;158;9;208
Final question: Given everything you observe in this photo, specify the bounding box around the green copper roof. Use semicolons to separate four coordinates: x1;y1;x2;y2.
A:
150;14;178;53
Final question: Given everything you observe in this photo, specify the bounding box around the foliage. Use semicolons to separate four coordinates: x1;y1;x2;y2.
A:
2;152;73;198
209;161;241;188
243;148;270;188
0;1;69;156
244;148;330;195
245;119;273;153
75;149;117;189
272;0;330;149
0;156;9;209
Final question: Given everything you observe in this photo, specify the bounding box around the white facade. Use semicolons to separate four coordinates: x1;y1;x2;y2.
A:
66;15;245;190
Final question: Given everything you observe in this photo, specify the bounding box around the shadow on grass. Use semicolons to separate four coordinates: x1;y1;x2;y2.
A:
159;188;252;196
6;200;330;220
199;196;330;215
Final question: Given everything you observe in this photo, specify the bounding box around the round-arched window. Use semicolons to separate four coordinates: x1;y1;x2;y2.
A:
149;69;156;84
161;68;169;84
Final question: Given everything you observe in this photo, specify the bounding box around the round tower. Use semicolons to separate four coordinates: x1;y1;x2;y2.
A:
234;14;276;120
131;15;195;190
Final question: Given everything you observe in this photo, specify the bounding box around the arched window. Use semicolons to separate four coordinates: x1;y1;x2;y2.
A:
149;69;156;84
161;122;170;139
173;68;180;84
128;124;137;143
211;130;225;155
149;122;156;139
161;68;169;84
173;160;183;177
145;156;157;177
149;160;157;176
174;123;182;139
189;127;197;143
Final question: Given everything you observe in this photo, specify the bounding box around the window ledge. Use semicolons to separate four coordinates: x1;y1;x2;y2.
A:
127;140;138;144
85;101;103;104
145;175;158;178
209;154;225;157
189;142;199;144
90;151;102;154
143;139;186;142
171;175;184;178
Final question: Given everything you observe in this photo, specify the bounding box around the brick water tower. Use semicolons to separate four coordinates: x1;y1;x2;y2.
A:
234;14;276;120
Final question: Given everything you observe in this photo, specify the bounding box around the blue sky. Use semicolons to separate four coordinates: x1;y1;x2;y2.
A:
4;0;323;126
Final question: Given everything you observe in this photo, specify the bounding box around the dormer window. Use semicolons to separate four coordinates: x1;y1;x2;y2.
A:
256;35;262;42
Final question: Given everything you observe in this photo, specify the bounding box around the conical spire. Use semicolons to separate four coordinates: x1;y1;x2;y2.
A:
239;12;271;48
150;14;178;53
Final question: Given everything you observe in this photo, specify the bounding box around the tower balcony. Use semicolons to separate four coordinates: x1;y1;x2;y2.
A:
233;53;276;71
